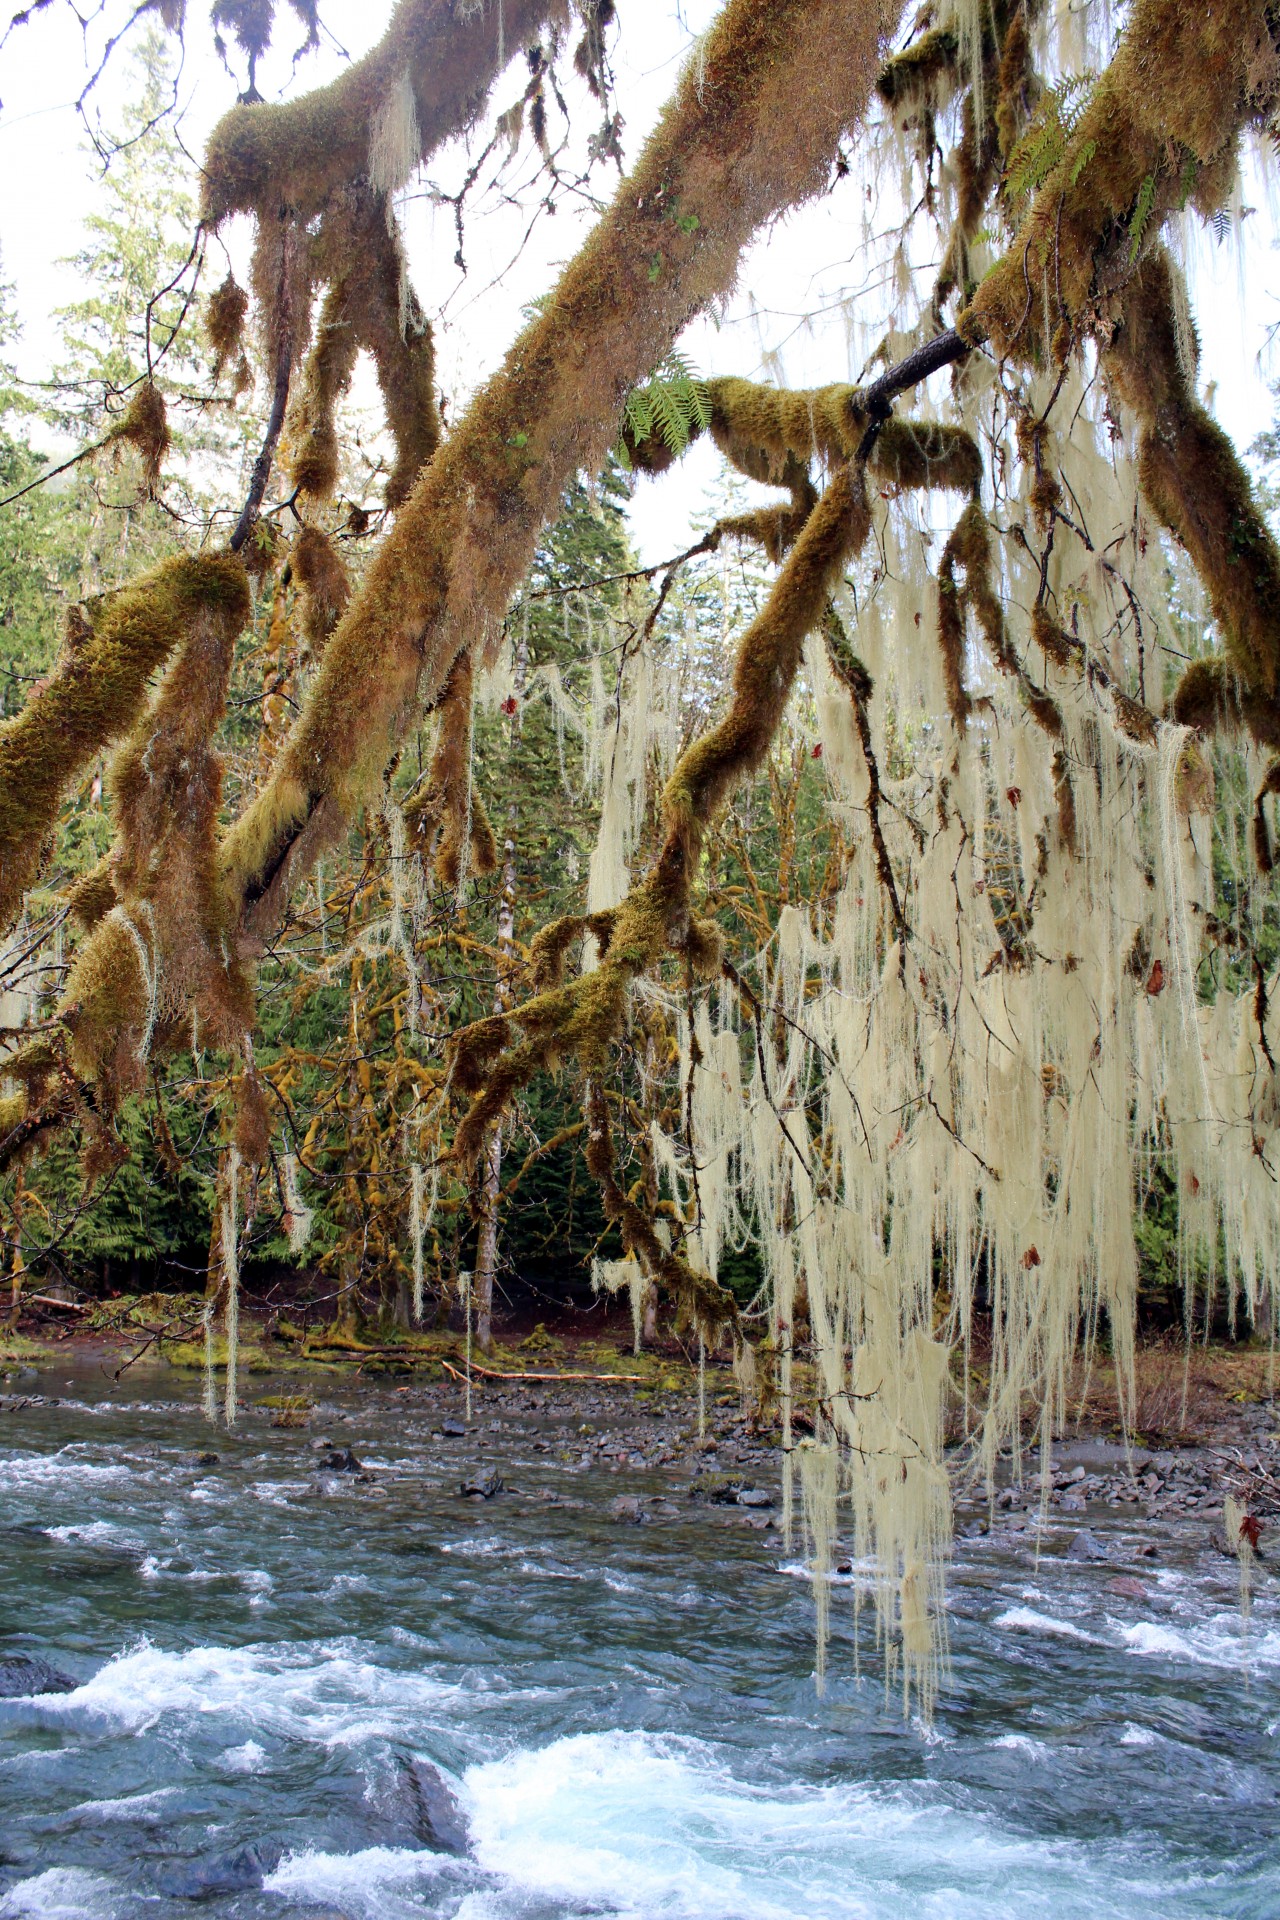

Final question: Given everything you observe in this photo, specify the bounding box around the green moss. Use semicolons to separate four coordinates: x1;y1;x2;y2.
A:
202;0;557;226
0;553;249;934
961;0;1271;359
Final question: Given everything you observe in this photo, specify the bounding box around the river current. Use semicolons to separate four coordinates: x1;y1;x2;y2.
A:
0;1362;1276;1919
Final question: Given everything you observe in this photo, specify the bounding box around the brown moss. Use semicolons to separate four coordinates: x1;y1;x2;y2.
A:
872;418;982;495
876;21;960;116
290;524;350;660
0;554;249;935
961;0;1280;360
107;568;254;1046
205;274;249;374
284;183;439;512
1172;655;1280;752
222;0;903;940
649;375;980;500
234;1064;272;1165
107;382;169;491
289;278;356;502
66;856;117;931
1105;251;1280;703
201;0;560;227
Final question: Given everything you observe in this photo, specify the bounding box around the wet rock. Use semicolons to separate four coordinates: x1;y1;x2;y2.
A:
736;1488;773;1508
440;1418;467;1438
1105;1575;1148;1599
0;1653;76;1697
609;1494;648;1524
317;1446;362;1473
459;1466;502;1499
156;1841;279;1899
1059;1493;1086;1513
401;1758;469;1854
1066;1530;1110;1563
189;1451;220;1467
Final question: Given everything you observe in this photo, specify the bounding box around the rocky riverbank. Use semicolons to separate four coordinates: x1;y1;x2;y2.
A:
2;1324;1276;1571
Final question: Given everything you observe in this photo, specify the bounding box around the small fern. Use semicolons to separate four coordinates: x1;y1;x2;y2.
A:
618;352;711;467
1128;173;1157;263
1005;73;1096;203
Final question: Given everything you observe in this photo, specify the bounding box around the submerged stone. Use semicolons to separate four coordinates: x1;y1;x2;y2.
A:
317;1446;362;1473
156;1841;278;1898
0;1654;76;1696
400;1758;469;1855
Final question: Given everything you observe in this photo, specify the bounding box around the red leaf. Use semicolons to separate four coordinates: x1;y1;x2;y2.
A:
1021;1246;1041;1270
1239;1512;1264;1551
1006;786;1022;807
811;742;823;758
1145;959;1165;995
500;695;519;716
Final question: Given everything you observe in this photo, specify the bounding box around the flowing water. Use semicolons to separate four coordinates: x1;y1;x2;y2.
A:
0;1362;1277;1919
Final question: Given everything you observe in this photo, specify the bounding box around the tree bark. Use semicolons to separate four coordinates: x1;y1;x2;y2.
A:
473;622;529;1351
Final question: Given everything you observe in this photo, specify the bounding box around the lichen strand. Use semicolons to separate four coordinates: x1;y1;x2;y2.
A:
961;0;1280;360
452;459;871;1160
1105;250;1280;707
404;649;497;886
201;0;561;226
0;554;250;935
222;0;905;938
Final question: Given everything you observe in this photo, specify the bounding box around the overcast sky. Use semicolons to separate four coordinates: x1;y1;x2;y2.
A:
1;0;1276;564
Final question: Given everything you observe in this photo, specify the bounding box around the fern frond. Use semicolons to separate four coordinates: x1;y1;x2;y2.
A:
617;354;711;467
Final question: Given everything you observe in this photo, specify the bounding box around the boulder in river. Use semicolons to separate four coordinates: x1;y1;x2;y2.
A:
440;1418;467;1437
317;1446;363;1473
401;1758;469;1854
609;1494;648;1524
460;1466;502;1498
156;1841;279;1899
1065;1529;1110;1563
0;1654;76;1697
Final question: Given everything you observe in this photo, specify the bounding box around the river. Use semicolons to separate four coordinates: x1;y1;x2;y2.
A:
0;1360;1276;1918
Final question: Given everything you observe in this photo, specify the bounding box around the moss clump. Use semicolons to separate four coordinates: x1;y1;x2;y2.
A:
0;553;250;936
201;0;558;227
205;273;249;374
1105;250;1280;704
960;0;1279;360
106;381;169;491
290;525;350;660
221;0;908;934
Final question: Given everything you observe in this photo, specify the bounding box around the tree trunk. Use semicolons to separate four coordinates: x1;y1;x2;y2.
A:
473;623;529;1352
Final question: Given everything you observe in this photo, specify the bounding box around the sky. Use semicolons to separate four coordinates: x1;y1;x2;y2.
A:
0;0;1277;566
